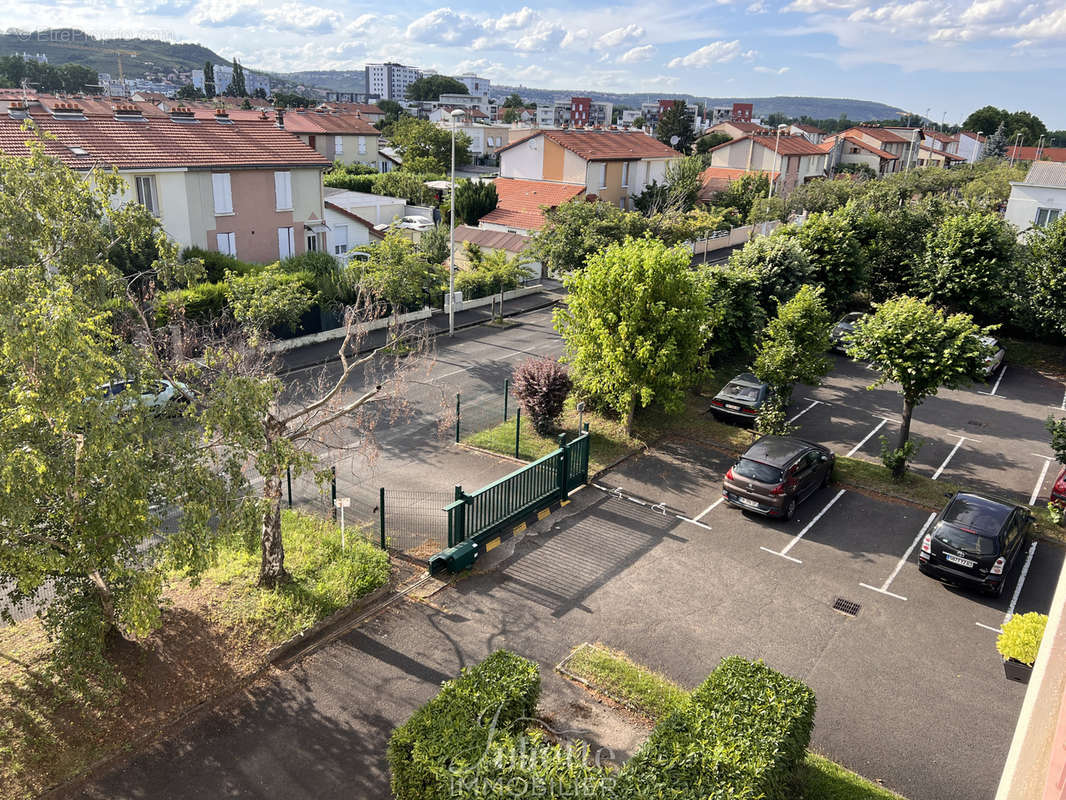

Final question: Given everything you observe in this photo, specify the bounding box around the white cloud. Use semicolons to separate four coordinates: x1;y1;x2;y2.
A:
747;1;768;12
191;0;341;32
754;65;791;73
784;0;863;11
667;39;748;67
561;28;591;48
594;24;645;49
618;44;655;62
405;7;482;43
491;6;538;31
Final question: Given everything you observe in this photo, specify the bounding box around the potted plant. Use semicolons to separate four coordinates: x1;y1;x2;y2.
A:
996;612;1048;684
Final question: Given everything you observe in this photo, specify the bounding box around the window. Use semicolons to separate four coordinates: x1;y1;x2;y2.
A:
1036;208;1062;228
358;136;367;155
216;232;236;256
135;175;157;215
333;225;349;255
598;163;607;189
621;162;629;187
212;173;233;215
277;226;295;259
306;233;319;252
308;135;316;148
274;171;293;211
334;135;344;155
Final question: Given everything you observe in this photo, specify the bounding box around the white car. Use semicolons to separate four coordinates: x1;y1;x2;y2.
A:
101;379;190;414
980;336;1006;378
374;215;435;233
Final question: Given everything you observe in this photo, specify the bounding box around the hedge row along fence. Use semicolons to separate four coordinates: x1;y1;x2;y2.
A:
387;651;816;800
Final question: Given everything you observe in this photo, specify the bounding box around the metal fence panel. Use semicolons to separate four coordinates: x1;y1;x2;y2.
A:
382;488;452;562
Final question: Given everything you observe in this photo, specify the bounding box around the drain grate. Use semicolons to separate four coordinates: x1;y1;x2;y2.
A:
832;597;861;617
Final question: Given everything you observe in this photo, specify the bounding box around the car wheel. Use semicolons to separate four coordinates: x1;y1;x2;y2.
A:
782;498;796;521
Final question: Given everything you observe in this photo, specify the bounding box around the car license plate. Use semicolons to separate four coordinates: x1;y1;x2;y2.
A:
737;497;760;508
725;403;740;411
945;553;976;568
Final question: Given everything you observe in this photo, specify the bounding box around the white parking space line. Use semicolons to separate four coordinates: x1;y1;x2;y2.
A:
975;541;1039;633
1061;387;1066;411
788;399;824;425
694;497;724;521
979;366;1007;397
859;512;936;602
931;435;972;481
846;418;889;457
1030;456;1054;506
760;489;846;563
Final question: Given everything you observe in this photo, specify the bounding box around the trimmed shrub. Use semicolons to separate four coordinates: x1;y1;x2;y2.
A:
620;657;817;800
511;358;573;435
280;250;339;277
324;171;375;193
997;612;1048;665
154;280;228;326
388;650;541;800
179;245;256;283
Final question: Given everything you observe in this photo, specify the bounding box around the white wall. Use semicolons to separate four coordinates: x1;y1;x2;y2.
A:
499;137;545;179
1005;183;1066;234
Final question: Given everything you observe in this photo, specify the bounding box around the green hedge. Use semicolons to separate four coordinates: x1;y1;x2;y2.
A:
621;656;817;800
387;650;541;800
155;280;228;326
389;654;816;800
179;245;258;283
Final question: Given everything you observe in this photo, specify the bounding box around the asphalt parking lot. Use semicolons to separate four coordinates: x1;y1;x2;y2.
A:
787;354;1064;504
595;434;1062;800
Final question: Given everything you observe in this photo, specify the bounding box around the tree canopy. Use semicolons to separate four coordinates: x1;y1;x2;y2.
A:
962;106;1047;145
405;75;469;101
389;117;472;173
656;100;695;153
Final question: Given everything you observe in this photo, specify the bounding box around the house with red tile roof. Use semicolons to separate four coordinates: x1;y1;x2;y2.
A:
0;99;331;264
829;126;918;172
479;178;586;234
697;166;780;203
705;133;829;196
276;107;386;170
788;123;826;144
702;120;771;141
495;129;681;215
822;134;899;175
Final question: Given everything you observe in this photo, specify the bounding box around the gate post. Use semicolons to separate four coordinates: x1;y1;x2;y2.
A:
379;487;386;550
514;407;522;459
503;378;509;421
449;484;465;546
557;433;568;500
455;392;461;443
330;466;337;520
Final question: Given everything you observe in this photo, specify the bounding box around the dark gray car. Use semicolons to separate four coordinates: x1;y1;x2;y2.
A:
709;373;769;425
722;436;835;520
829;312;864;353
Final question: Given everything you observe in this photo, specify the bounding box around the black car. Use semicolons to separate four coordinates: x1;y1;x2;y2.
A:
829;312;864;353
918;492;1031;596
709;373;770;425
722;436;835;521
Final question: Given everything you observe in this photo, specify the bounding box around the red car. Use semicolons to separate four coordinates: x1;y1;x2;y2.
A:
1052;467;1066;509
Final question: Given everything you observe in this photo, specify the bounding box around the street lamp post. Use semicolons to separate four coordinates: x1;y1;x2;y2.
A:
766;124;787;200
447;108;464;337
1008;132;1023;167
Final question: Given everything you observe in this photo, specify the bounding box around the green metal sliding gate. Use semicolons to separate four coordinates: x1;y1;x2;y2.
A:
445;428;590;549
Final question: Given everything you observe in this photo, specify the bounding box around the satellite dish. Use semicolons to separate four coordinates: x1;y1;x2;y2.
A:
670;135;680;146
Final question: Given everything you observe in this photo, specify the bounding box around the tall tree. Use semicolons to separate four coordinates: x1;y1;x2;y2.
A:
554;237;711;434
404;75;469;101
982;122;1008;159
531;201;651;275
785;209;868;312
1023;215;1066;340
727;233;812;314
389;117;471;173
203;61;215;97
656;100;694;153
846;297;991;478
453;179;498;225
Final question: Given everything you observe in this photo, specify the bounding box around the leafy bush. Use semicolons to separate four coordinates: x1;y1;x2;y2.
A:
224;266;315;332
154;280;228;326
997;612;1048;665
620;656;817;800
280;250;339;277
388;650;541;800
879;437;921;479
323;171;375;193
511;358;573;435
179;245;256;283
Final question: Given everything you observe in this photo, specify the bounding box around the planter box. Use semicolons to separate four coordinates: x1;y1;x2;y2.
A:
1004;658;1034;684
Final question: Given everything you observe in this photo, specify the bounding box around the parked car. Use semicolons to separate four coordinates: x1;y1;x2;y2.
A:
979;336;1006;378
722;436;835;521
829;312;864;353
101;378;190;415
1051;467;1066;509
918;491;1031;596
374;215;434;233
708;373;770;425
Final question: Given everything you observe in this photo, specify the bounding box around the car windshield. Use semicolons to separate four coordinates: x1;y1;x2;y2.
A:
723;383;760;402
933;522;997;556
733;458;783;484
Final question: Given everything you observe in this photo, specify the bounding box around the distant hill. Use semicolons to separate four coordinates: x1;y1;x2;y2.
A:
274;69;367;93
492;87;909;122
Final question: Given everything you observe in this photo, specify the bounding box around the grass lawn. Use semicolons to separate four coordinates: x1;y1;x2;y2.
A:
463;398;644;476
1002;337;1066;376
560;642;906;800
0;511;390;800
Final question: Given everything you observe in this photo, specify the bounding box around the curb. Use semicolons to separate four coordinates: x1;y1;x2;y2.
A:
455;441;527;465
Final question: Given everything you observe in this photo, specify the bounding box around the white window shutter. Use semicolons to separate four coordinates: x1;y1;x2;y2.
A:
358;136;366;154
278;227;294;259
212;173;232;214
274;171;292;210
335;135;343;154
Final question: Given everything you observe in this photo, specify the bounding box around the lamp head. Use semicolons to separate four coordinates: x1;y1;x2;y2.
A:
449;108;465;119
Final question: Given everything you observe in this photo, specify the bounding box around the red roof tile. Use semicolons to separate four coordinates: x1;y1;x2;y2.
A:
1007;145;1066;163
479;177;585;230
918;144;965;161
315;102;384;116
845;126;909;144
793;123;826;134
698;166;779;201
0;114;331;170
267;109;379;135
710;121;770;134
453;225;530;253
498;129;679;162
837;135;898;160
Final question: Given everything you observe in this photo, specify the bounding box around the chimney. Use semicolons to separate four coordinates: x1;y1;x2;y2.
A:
7;101;28;120
275;107;285;129
168;106;197;123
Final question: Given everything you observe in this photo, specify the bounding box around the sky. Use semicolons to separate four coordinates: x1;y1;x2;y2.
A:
6;0;1066;128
